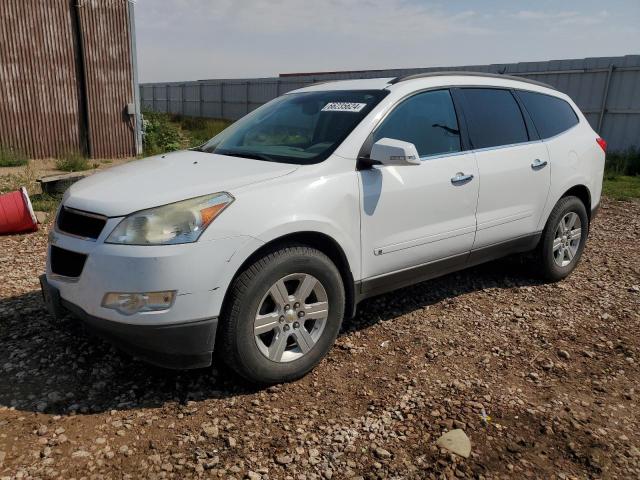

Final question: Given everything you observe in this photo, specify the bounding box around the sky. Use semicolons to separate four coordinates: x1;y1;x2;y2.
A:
134;0;640;83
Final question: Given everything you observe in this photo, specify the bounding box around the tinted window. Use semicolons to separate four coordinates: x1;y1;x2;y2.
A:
461;88;529;149
517;91;579;139
373;89;461;157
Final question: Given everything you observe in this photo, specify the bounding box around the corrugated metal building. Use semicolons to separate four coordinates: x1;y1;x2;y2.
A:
141;55;640;152
0;0;141;159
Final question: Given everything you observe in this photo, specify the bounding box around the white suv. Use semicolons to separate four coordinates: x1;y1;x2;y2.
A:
41;72;606;384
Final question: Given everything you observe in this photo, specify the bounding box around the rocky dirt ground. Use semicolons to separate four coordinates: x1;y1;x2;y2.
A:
1;199;639;479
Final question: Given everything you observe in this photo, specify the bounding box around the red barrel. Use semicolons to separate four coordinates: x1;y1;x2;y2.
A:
0;187;38;234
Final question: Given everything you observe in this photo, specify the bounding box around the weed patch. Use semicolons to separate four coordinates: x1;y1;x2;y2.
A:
0;146;28;167
55;151;90;172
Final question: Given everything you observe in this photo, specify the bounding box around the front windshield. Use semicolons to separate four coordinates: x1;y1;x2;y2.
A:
200;90;389;164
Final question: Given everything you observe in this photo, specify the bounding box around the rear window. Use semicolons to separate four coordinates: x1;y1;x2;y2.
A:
517;90;579;139
460;88;529;149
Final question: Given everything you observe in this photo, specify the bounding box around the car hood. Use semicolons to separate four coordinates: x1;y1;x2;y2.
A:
64;151;298;217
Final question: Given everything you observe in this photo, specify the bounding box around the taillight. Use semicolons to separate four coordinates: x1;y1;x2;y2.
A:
596;137;607;152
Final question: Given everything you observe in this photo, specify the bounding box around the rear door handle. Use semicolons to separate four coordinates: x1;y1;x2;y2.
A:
451;172;474;185
531;158;548;170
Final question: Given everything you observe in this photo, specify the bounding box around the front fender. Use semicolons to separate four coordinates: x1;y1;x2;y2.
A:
254;218;360;273
206;219;359;320
204;172;362;318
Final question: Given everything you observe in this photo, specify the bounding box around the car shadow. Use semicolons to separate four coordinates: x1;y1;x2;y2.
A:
0;254;543;415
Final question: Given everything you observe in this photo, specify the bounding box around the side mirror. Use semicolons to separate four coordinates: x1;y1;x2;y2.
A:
369;138;421;166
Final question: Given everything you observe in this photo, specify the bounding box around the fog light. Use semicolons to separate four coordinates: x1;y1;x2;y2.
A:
102;291;176;315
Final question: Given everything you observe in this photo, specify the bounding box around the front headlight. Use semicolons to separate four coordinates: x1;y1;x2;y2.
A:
106;192;234;245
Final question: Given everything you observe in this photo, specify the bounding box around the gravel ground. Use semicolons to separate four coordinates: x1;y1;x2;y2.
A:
1;198;639;479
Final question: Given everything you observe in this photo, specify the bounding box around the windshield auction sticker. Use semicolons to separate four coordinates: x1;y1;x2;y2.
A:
321;102;367;113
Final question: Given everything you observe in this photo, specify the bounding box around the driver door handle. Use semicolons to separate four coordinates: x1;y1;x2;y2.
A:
451;172;474;185
531;158;548;170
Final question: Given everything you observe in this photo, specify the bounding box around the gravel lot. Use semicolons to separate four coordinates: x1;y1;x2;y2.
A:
1;198;639;479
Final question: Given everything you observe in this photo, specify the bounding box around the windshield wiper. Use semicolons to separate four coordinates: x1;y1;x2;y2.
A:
217;151;275;162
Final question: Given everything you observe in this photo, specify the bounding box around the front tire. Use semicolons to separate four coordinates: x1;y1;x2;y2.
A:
538;195;589;281
218;245;345;384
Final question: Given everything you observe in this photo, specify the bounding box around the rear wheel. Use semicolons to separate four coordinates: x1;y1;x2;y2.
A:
538;196;589;281
218;245;345;384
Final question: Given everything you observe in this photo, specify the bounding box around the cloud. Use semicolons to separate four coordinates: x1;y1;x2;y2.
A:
134;0;640;82
512;10;576;20
511;9;609;26
139;0;492;37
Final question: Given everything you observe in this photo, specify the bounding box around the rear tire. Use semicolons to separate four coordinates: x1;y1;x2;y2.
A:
218;245;345;384
538;195;589;281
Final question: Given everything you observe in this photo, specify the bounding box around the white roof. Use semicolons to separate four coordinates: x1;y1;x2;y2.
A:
288;72;558;96
288;78;395;93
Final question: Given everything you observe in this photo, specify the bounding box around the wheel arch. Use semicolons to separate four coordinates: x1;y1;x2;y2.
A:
220;231;358;323
561;184;592;219
537;182;593;245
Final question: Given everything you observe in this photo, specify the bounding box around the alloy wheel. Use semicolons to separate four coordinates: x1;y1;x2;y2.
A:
552;212;582;267
253;273;329;363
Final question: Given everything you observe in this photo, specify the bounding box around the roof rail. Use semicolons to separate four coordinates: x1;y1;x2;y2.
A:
388;71;556;90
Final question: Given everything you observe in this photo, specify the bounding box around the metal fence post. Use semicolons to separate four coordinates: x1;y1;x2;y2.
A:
597;64;614;134
246;81;250;114
220;82;224;119
152;84;156;111
181;84;185;115
198;82;203;117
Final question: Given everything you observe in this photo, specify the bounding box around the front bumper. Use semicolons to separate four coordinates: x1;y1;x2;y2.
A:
41;275;217;369
46;227;257;324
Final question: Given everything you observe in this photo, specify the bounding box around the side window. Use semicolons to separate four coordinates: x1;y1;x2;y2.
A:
517;90;579;139
461;88;529;149
372;89;461;157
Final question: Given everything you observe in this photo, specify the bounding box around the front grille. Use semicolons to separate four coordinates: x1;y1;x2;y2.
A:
57;207;106;240
50;246;87;278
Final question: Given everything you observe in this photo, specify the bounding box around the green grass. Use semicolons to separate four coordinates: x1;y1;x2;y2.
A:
0;146;28;167
605;148;640;177
30;193;61;213
173;115;230;147
603;175;640;201
55;151;91;172
142;111;183;156
142;110;231;156
602;148;640;200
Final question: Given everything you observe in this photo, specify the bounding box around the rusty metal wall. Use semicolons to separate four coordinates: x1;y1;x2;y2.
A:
0;0;83;159
0;0;138;159
77;0;136;158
